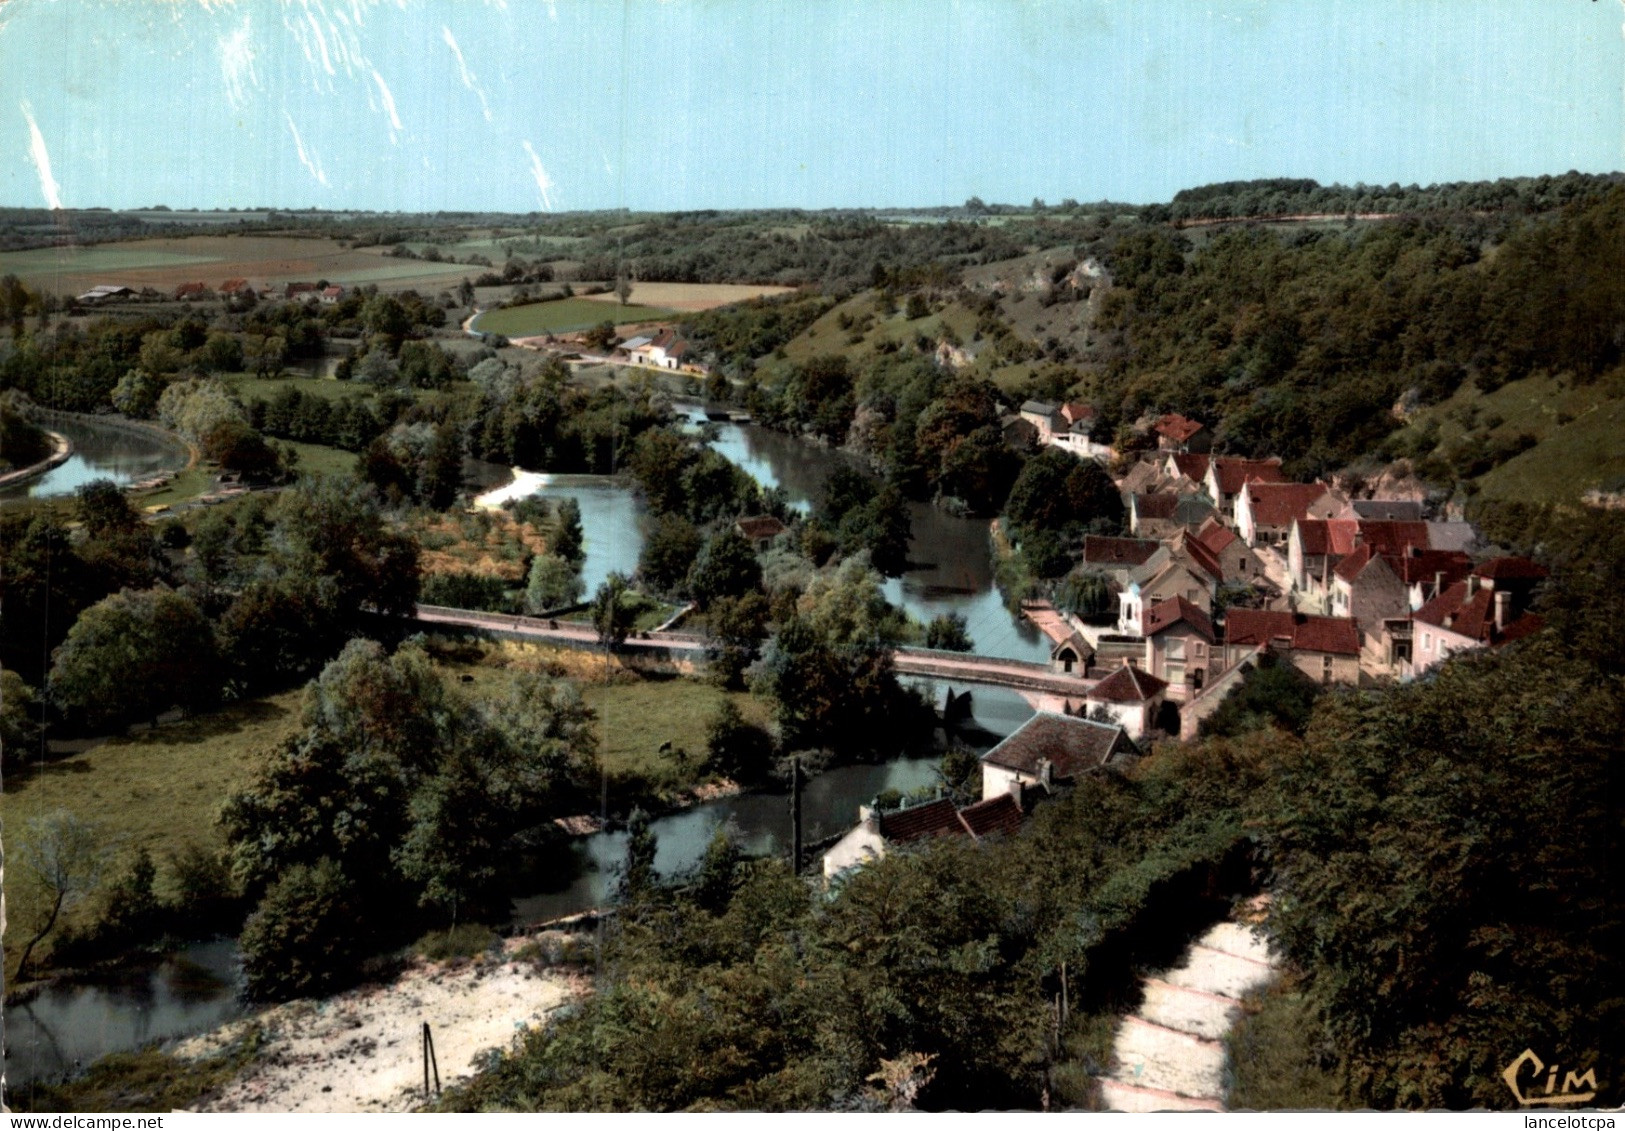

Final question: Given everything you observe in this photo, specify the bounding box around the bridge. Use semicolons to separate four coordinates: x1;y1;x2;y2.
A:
411;605;1094;710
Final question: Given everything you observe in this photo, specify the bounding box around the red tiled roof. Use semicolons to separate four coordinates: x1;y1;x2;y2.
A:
1414;580;1545;647
1332;543;1375;584
878;798;963;844
1391;549;1473;587
1474;556;1549;581
1169;453;1210;482
1353;520;1431;558
1294;518;1356;556
982;712;1136;779
1089;664;1168;703
219;277;249;292
1209;457;1287;496
1060;401;1096;424
958;793;1025;838
1154;413;1205;442
1141;595;1215;642
1193;517;1239;554
1243;482;1334;528
1224;609;1360;655
1174;532;1224;583
173;282;207;298
1082;535;1160;568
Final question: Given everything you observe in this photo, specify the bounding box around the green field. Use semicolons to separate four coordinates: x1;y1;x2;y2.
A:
0;246;222;274
472;298;679;337
281;439;360;479
0;690;304;980
227;373;373;404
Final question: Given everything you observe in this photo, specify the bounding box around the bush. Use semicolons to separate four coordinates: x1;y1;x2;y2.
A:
420;570;515;613
239;858;364;1001
413;923;500;962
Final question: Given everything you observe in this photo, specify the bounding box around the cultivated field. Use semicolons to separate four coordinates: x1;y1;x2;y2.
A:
577;281;798;311
471;297;679;337
0;235;476;296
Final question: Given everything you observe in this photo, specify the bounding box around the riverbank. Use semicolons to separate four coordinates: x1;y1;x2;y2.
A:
0;427;72;489
174;932;588;1114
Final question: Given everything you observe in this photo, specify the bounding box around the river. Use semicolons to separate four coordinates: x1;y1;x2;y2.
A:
0;415;190;503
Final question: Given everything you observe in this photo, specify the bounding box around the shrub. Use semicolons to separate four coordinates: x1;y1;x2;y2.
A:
239;858;363;1001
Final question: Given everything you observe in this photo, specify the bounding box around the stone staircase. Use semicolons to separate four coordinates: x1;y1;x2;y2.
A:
1098;917;1278;1112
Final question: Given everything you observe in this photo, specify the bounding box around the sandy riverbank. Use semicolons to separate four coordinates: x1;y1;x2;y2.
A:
174;935;587;1113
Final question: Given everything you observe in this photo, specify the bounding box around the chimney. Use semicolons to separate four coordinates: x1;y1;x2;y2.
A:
1433;570;1444;601
1495;590;1511;632
1465;575;1480;599
1007;778;1024;805
859;805;879;834
1037;758;1054;791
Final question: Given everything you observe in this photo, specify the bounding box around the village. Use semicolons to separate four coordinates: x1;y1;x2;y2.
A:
822;403;1548;881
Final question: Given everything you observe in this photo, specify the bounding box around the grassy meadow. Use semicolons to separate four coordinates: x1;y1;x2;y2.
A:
472;297;680;337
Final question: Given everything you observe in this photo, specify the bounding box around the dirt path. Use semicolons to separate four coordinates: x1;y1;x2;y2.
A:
1099;907;1278;1112
175;938;586;1113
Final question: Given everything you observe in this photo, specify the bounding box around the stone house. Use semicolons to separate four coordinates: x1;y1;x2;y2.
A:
1130;491;1217;539
1139;595;1219;696
1203;457;1287;520
1222;609;1362;685
822;793;1025;879
1328;545;1410;652
1235;481;1346;547
1406;557;1547;677
1084;664;1168;740
980;712;1138;802
1153;413;1210;453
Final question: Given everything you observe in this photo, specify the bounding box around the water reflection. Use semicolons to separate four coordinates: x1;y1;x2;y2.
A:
3;940;244;1089
1;417;190;502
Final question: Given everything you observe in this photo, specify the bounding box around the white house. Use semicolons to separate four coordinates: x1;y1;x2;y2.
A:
979;712;1138;802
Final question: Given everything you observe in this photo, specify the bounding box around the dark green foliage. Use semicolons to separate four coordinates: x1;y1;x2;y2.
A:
1259;640;1623;1108
550;497;585;565
1197;653;1321;738
590;572;636;649
0;401;51;470
703;590;770;689
420;570;515;613
688;528;763;610
682;293;835;372
781;355;856;443
923;612;973;652
639;513;704;596
618;807;659;901
704;699;775;784
48;587;221;731
245;385;390;452
238;857;364;1000
1053;571;1115;621
817;469;912;577
1004;447;1124;543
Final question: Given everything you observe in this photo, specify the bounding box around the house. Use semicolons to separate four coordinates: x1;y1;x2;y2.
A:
1049;401;1111;460
173;281;209;301
1235;481;1346;547
619;334;654;360
284;282;320;302
218;277;252;296
646;327;689;369
1288;518;1357;598
1080;534;1161;575
1001;414;1041;452
320;285;345;304
1203;457;1288;520
822;793;1025;879
734;515;786;551
1223;609;1362;685
1020;400;1062;442
76;284;134;304
980;712;1138;801
1191;517;1263;583
1084;664;1168;739
1153;413;1209;453
1117;550;1216;635
1391;548;1475;610
1161;452;1211;489
1117;457;1170;500
1408;558;1547;676
1050;631;1094;675
1327;545;1409;653
1129;491;1217;539
1139;596;1218;695
1351;499;1425;521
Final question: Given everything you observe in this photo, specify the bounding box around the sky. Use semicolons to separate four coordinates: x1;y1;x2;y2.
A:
1;0;1621;213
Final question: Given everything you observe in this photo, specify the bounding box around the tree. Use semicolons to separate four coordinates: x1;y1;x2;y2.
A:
202;418;283;480
356;348;401;388
704;590;769;689
110;368;165;418
525;552;585;613
618;807;658;900
591;572;636;650
238;857;363;1000
268;477;421;620
615;270;634;306
688;528;763;610
639;513;703;596
1;668;43;770
49;587;221;730
705;699;775;784
551;498;585;565
924;612;973;652
13;811;106;981
1004;447;1124;538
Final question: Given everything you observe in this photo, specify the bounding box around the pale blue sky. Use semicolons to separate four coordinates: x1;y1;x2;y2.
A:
2;0;1620;212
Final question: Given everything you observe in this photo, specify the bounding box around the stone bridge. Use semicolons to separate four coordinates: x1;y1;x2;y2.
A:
412;605;1093;711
